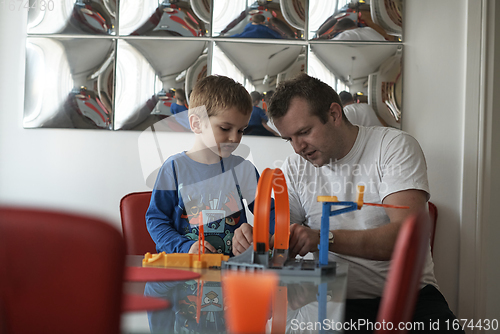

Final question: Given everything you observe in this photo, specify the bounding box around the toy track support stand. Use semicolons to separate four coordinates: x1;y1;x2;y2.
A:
317;186;365;266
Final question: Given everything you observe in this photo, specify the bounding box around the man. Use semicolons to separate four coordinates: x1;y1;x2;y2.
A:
339;91;387;127
327;18;386;41
230;14;283;39
233;74;463;332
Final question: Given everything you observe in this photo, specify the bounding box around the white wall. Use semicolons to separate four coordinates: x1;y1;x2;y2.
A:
0;8;294;226
402;0;466;313
403;0;500;324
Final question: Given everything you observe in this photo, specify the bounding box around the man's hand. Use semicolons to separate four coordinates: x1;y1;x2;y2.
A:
289;223;320;258
232;223;253;256
188;240;216;254
330;189;428;261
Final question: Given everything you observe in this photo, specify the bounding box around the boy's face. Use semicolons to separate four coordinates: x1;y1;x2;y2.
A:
201;107;250;158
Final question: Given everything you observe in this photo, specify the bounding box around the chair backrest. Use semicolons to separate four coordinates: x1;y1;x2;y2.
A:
0;206;125;334
428;201;438;256
375;210;432;334
120;191;157;255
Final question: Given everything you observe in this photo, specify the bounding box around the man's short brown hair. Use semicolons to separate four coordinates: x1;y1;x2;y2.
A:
189;75;252;118
268;73;346;123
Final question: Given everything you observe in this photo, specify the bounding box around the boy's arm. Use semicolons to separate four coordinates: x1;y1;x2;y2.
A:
146;189;196;253
232;166;277;255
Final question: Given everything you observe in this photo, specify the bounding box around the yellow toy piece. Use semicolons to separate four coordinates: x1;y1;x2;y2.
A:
317;186;365;209
142;252;229;269
356;185;365;209
317;196;338;202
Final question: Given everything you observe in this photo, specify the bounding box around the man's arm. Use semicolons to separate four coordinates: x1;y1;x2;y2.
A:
288;189;428;260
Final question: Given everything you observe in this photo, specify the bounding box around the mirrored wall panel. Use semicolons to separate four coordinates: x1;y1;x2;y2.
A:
213;0;305;39
24;37;115;129
119;0;211;37
309;0;402;41
213;41;305;90
24;0;404;133
115;39;207;130
28;0;117;35
213;41;305;136
309;42;402;127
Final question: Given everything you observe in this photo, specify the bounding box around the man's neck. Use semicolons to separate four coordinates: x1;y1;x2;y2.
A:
339;123;359;160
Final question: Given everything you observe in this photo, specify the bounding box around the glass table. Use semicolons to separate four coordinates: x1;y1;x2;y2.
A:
121;255;348;334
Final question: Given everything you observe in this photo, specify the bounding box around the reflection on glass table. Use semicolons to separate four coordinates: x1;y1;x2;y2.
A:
309;0;402;41
119;0;210;37
214;0;305;39
122;257;348;334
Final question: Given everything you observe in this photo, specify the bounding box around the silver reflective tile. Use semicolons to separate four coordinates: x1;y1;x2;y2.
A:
24;0;404;132
24;37;115;129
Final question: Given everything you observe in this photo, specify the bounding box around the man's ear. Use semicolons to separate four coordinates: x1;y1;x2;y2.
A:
189;114;202;134
329;102;343;123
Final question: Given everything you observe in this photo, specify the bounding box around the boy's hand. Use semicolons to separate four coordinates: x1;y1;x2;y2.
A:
232;223;253;255
188;240;216;254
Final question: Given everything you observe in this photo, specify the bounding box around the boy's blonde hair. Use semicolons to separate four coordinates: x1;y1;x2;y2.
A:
189;75;252;119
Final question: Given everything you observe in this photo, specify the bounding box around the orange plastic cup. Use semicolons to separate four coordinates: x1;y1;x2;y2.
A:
222;271;279;334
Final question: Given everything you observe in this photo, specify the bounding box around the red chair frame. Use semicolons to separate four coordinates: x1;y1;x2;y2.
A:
120;191;157;255
375;210;432;334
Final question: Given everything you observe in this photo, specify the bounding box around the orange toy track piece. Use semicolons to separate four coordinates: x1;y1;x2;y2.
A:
363;203;410;209
253;168;290;253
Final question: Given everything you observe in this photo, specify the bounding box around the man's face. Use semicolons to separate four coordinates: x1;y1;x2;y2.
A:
274;97;346;167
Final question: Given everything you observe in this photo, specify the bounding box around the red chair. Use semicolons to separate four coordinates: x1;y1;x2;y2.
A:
0;206;125;334
120;191;157;255
428;201;438;256
375;210;432;334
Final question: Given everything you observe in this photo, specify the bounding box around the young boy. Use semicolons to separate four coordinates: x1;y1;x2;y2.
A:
146;75;274;256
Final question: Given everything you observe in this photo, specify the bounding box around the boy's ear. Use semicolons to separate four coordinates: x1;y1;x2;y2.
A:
189;114;202;133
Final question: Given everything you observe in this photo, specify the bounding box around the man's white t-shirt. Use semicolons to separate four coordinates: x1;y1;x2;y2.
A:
344;103;384;127
281;126;438;299
333;27;386;41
